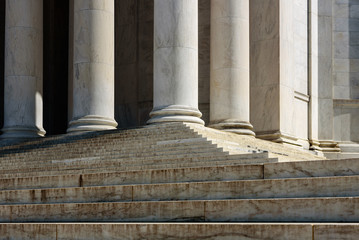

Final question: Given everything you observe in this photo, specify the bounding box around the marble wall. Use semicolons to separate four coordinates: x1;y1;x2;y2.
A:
250;0;280;134
332;0;359;151
250;0;309;148
309;0;335;152
333;0;359;99
293;0;309;146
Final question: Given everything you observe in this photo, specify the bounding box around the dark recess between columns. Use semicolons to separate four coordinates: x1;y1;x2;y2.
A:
43;0;69;135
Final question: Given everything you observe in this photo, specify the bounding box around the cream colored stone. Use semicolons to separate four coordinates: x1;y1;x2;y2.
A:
68;0;117;132
1;198;358;222
5;0;42;28
4;175;358;204
0;223;314;240
1;0;45;138
314;224;359;240
72;63;115;118
0;201;205;222
264;158;359;179
251;0;311;148
148;0;203;125
74;11;114;65
74;0;113;12
205;198;359;222
210;0;254;136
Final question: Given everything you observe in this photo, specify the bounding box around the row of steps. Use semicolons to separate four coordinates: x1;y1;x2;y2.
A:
0;123;358;239
1;223;357;240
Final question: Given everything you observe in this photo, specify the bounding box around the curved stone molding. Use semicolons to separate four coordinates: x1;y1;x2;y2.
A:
256;130;305;148
209;119;255;136
148;105;204;125
0;126;45;139
67;115;117;133
317;141;340;153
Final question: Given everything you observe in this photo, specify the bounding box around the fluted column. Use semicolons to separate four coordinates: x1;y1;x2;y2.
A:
67;0;117;132
1;0;45;138
209;0;254;136
147;0;204;125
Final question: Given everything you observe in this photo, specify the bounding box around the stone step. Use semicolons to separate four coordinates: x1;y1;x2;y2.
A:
6;155;358;180
0;134;207;160
2;223;358;240
0;142;229;163
0;151;268;170
0;175;358;205
0;140;224;165
1;157;357;190
0;151;238;170
0;157;275;178
187;123;325;161
0;164;264;191
0;124;196;149
8;154;359;180
0;197;357;222
0;140;221;162
265;158;359;179
0;153;273;174
0;123;193;148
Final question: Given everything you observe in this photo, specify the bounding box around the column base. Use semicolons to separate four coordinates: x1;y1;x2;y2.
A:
67;115;118;133
257;130;299;146
310;139;340;152
209;119;255;136
147;105;204;125
0;126;46;138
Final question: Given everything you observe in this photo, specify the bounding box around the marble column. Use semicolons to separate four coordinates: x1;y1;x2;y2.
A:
147;0;204;125
67;0;117;132
209;0;254;136
1;0;45;138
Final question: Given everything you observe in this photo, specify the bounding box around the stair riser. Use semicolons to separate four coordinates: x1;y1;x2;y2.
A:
0;129;199;151
1;176;358;204
0;138;212;162
0;165;263;191
265;159;359;179
0;146;227;168
0;157;276;176
2;156;357;180
0;198;357;222
0;124;195;150
0;141;245;163
0;223;318;240
0;160;267;178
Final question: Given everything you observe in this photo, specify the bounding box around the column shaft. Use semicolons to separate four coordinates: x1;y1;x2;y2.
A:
68;0;117;132
148;0;204;125
210;0;254;135
2;0;45;138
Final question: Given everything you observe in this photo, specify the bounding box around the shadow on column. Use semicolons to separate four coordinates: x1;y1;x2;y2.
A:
349;0;359;142
0;0;4;132
43;0;69;135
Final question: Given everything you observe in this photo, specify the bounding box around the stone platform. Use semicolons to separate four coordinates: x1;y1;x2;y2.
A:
0;123;357;239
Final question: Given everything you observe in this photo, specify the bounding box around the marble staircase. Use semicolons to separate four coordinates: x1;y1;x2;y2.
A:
0;123;358;239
